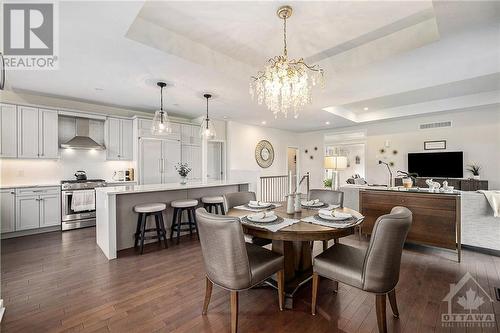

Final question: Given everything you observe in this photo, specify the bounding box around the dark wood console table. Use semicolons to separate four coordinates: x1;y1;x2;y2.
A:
394;177;487;191
360;188;461;261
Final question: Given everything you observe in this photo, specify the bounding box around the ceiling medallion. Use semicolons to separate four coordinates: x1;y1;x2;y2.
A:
250;5;325;119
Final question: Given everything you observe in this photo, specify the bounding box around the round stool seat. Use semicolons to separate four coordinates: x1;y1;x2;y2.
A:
171;199;198;208
134;203;166;213
201;196;224;204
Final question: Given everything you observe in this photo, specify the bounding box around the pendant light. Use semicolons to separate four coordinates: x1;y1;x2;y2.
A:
200;93;216;139
151;82;172;135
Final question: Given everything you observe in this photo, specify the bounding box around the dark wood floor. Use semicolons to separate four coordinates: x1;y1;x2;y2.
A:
2;227;500;333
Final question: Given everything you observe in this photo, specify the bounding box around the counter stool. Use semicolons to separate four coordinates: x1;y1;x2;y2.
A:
170;199;199;244
201;196;225;215
134;203;168;254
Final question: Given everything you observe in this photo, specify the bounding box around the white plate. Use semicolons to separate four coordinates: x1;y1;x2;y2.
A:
248;202;272;208
301;201;324;207
246;214;278;223
318;213;351;221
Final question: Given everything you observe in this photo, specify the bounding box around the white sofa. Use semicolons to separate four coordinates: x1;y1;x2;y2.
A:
340;185;500;252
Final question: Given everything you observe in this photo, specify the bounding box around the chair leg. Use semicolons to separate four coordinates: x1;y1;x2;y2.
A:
230;291;238;333
387;289;399;318
376;294;387;333
158;212;168;248
170;208;178;240
154;213;161;245
186;209;193;236
277;270;284;311
134;213;142;248
202;276;213;315
322;240;328;251
192;208;200;239
220;203;226;215
333;280;339;293
139;213;147;254
176;208;182;244
311;272;319;315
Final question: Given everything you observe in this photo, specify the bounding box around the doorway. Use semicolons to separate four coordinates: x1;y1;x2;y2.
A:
287;147;298;191
207;141;224;181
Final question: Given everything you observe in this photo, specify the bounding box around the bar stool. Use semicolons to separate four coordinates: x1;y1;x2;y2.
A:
134;203;168;254
201;196;225;215
170;199;199;244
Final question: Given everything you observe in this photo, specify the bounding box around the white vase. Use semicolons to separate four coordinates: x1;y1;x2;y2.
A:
473;175;480;180
180;176;187;184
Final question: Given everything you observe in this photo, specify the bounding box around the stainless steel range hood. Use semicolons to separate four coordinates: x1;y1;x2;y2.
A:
60;118;105;150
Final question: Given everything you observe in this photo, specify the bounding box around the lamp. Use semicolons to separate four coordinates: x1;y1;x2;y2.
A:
324;155;347;190
151;82;172;135
200;93;216;139
378;160;393;187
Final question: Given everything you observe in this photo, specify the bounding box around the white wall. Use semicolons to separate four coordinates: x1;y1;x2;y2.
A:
0;150;133;185
299;106;500;190
226;121;298;193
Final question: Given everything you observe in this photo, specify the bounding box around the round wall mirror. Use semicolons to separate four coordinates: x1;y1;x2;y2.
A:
255;140;274;168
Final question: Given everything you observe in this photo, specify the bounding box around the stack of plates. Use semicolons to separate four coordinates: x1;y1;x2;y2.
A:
245;211;280;224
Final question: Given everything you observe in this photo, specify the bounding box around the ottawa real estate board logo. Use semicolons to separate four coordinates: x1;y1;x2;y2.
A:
442;272;496;328
2;1;59;70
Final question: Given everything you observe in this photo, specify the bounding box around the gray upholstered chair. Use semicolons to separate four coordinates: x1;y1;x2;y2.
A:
311;206;412;333
224;191;272;246
308;189;344;250
195;208;284;333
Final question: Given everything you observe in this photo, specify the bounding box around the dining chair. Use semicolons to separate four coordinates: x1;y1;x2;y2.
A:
224;191;271;246
195;208;284;333
308;189;344;250
311;206;412;333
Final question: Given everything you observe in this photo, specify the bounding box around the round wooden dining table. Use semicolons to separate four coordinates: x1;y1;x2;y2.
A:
227;203;364;308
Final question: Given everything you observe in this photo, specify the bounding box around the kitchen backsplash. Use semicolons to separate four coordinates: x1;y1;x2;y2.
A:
0;150;133;185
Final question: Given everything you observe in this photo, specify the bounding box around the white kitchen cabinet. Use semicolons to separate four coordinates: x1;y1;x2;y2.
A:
14;187;61;231
139;138;163;185
163;139;181;183
38;109;59;158
181;124;201;146
39;193;61;227
0;189;16;233
17;106;39;158
0;104;18;158
139;138;181;185
17;106;58;159
181;144;202;180
106;118;133;160
15;196;40;231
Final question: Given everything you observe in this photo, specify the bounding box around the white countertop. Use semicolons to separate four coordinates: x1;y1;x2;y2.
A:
96;180;250;195
0;183;61;189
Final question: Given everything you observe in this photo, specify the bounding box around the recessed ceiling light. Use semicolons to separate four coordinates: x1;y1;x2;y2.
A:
293;114;299;119
363;107;369;111
94;88;104;91
261;121;267;125
325;121;330;125
223;116;228;119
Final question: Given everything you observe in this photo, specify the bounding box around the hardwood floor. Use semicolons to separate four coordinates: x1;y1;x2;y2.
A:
2;228;500;332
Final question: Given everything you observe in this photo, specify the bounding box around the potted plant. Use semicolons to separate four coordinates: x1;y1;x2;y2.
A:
466;163;481;180
323;178;332;189
175;162;191;184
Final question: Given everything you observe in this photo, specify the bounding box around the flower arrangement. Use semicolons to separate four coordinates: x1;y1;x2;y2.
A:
175;162;191;177
466;163;481;178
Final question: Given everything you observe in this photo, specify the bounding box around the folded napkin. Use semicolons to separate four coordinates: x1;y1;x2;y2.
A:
301;215;361;229
247;211;275;220
318;209;352;219
242;217;300;232
303;199;320;206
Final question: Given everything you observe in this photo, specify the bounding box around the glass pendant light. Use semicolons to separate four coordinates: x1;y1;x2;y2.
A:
151;82;172;135
200;93;216;139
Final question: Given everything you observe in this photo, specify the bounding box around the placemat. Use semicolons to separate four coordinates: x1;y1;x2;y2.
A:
301;214;363;229
241;216;300;232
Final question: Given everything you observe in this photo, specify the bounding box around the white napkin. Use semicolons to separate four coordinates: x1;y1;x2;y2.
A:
249;200;270;207
248;211;275;220
318;209;352;219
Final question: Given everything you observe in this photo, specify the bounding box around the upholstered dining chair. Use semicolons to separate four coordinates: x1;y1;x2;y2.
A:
311;206;412;333
308;189;344;250
224;191;271;246
195;208;284;333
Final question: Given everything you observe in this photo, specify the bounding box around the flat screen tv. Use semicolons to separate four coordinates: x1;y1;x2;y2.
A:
408;152;463;178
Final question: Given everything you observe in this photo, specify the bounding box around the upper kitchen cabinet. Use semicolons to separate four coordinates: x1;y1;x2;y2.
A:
137;118;181;140
0;104;18;158
17;106;58;159
181;124;202;146
105;117;133;160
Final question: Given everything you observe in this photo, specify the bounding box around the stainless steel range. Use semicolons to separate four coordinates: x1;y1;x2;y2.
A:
61;179;106;230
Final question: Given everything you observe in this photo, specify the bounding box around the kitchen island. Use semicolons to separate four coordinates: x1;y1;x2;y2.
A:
96;180;249;259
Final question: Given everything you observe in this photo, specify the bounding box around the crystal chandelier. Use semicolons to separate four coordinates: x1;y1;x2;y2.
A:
151;82;172;135
200;93;216;139
250;5;325;119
